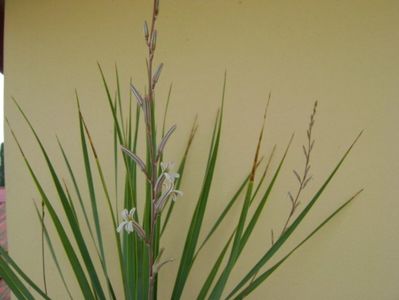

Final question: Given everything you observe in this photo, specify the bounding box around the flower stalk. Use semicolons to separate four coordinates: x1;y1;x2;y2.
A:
117;1;183;298
280;101;318;236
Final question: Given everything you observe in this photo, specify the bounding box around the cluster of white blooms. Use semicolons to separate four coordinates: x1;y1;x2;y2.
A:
117;161;183;237
158;162;183;205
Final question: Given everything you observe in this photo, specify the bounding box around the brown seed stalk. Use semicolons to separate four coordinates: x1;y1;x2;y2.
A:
280;101;318;236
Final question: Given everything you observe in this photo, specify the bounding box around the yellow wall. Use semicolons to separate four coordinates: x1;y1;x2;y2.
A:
4;0;399;299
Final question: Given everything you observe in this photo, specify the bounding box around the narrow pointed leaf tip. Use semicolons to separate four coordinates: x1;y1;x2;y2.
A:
250;93;271;182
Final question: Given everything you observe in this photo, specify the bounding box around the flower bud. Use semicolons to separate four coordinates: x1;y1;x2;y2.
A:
155;0;160;16
151;30;157;51
144;21;149;41
152;63;164;87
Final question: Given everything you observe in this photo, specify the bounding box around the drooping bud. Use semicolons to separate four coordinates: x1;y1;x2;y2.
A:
131;221;146;239
157;124;176;160
152;63;164;87
153;258;174;274
121;146;147;175
154;173;166;196
144;21;149;42
151;30;157;51
155;183;174;213
130;83;144;107
155;0;160;16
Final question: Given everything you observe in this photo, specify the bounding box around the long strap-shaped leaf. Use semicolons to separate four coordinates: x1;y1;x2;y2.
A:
7;120;96;300
195;150;275;300
209;98;271;299
76;95;107;275
100;65;143;300
197;231;235;300
115;64;127;142
238;137;293;255
57;140;96;245
59;142;118;299
171;73;226;299
202;137;293;299
11;100;107;300
33;204;74;300
0;254;35;300
229;189;363;299
195;145;276;261
0;247;50;299
194;173;249;259
250;145;276;202
98;63;124;144
227;131;363;298
81;116;122;300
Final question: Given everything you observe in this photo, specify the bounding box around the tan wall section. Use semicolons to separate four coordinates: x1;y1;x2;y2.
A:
4;0;399;299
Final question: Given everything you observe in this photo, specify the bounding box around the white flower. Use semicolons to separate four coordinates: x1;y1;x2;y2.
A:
154;161;183;214
160;162;180;183
116;208;136;233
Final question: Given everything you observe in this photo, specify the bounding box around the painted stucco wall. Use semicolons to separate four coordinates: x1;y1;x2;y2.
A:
4;0;399;299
